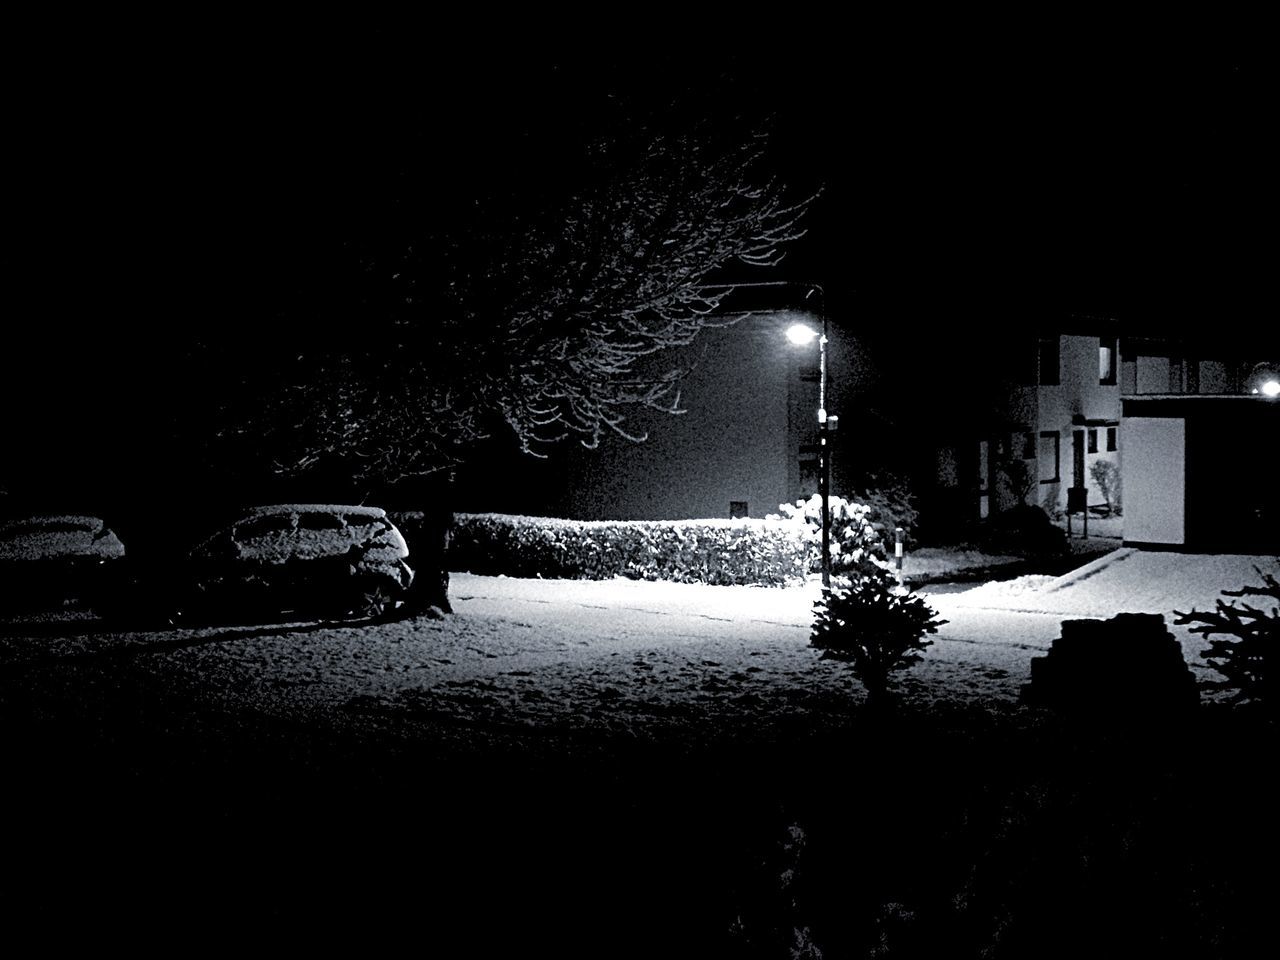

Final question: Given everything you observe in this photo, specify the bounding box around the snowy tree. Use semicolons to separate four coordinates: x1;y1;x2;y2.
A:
208;109;816;490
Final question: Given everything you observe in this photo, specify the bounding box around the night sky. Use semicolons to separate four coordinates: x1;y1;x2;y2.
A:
3;27;1274;501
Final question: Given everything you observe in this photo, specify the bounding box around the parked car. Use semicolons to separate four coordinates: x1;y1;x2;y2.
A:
0;514;126;612
167;504;416;623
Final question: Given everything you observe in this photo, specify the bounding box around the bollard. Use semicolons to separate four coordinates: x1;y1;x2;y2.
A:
894;527;904;584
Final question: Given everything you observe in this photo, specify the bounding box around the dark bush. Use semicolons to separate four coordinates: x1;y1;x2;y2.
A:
976;504;1068;557
850;473;920;548
1022;613;1199;720
441;513;809;587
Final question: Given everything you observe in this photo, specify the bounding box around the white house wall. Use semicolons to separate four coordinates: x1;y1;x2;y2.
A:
1122;416;1185;544
1036;334;1121;515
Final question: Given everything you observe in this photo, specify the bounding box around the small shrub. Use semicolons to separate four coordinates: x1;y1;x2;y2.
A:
996;457;1036;507
810;575;947;704
1174;566;1280;712
1090;459;1121;514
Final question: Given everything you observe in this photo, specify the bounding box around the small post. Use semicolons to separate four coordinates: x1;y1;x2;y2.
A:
894;526;904;585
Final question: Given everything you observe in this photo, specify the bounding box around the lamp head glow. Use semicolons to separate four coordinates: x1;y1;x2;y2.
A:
1263;380;1280;398
786;323;819;345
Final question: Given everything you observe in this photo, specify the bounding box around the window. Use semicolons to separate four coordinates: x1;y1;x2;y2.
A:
798;452;819;497
1106;427;1117;452
936;446;959;488
1087;429;1098;453
299;512;344;530
1038;431;1060;483
1013;431;1036;459
1039;336;1060;385
1099;337;1117;385
729;501;748;519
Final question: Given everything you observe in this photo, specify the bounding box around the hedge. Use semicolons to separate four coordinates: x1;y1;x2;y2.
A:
433;513;811;587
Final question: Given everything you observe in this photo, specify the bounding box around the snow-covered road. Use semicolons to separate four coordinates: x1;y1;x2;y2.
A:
3;550;1273;753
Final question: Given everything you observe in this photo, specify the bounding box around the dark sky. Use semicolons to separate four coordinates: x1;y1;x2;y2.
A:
5;33;1273;335
2;27;1275;501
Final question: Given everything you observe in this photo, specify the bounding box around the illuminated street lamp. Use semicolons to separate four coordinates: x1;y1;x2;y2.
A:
786;288;832;588
697;280;835;588
1246;362;1280;398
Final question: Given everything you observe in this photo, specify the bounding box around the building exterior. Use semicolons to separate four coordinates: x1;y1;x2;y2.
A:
923;325;1123;529
1120;346;1279;552
557;308;855;520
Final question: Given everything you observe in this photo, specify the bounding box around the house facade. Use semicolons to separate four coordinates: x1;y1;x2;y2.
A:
555;308;857;520
1120;342;1279;552
924;326;1123;529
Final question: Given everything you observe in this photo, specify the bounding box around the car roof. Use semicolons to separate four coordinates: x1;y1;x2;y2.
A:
243;504;387;520
0;514;106;535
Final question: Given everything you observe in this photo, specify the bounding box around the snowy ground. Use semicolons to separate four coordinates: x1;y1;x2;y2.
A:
3;548;1274;756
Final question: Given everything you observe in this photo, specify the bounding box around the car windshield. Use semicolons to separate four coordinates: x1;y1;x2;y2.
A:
298;512;344;530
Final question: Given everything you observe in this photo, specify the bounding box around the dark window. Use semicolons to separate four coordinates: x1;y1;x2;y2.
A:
1087;429;1098;453
1038;431;1060;483
1106;427;1117;452
1186;361;1200;394
936;446;959;487
1099;337;1117;385
798;456;819;497
729;501;748;519
1039;336;1060;385
298;512;344;530
343;514;379;530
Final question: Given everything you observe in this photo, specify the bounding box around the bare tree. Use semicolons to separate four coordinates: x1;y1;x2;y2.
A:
215;119;816;489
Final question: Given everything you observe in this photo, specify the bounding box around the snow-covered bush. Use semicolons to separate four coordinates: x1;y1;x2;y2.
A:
809;576;946;704
769;495;893;583
1175;567;1280;713
447;514;809;587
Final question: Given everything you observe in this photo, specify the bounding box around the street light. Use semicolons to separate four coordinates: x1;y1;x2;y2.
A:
784;289;832;589
697;280;834;588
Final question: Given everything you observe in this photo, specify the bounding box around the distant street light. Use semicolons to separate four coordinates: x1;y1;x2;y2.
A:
1246;362;1280;398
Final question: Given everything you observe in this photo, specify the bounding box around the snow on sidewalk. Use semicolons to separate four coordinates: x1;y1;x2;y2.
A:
936;548;1280;618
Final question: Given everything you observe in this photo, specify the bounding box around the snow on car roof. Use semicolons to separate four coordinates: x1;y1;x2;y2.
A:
0;515;105;535
0;515;125;561
245;504;388;519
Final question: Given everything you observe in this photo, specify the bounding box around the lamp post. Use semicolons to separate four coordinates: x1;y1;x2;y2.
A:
698;279;834;588
786;285;832;588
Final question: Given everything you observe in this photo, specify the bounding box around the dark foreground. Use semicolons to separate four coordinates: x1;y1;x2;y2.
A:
2;640;1277;958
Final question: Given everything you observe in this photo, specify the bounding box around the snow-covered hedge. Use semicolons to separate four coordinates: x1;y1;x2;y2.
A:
445;513;810;587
